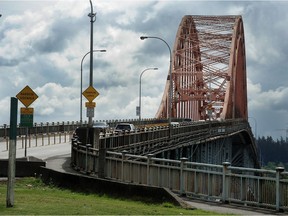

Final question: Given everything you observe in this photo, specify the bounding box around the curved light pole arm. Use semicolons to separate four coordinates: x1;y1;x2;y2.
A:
140;36;172;125
139;67;158;121
80;49;106;123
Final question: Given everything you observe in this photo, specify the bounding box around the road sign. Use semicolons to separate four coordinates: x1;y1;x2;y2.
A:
20;107;34;127
85;102;96;108
20;107;33;115
16;85;38;108
82;86;99;102
86;107;94;117
136;106;140;116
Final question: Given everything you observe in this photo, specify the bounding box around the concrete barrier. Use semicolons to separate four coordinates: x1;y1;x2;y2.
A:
0;156;46;177
39;166;191;208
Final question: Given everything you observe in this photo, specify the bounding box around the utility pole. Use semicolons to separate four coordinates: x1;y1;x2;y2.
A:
88;0;96;126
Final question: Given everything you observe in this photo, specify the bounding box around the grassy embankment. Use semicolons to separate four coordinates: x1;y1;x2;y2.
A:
0;177;223;215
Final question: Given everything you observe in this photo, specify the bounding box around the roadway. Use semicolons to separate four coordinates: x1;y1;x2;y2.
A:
0;140;71;161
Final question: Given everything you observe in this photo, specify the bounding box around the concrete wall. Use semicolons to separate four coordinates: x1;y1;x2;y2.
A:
39;166;189;208
0;157;46;177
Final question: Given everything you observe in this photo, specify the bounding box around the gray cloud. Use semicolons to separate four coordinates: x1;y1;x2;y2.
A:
0;0;287;140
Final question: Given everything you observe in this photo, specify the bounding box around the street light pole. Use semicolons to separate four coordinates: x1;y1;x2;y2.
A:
88;0;96;126
80;50;106;124
140;36;172;126
139;68;158;121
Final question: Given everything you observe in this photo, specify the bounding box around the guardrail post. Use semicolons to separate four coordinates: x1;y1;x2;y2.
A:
76;141;81;171
85;144;92;174
222;162;230;203
180;157;188;196
98;133;106;179
275;166;284;212
121;150;128;181
147;154;154;186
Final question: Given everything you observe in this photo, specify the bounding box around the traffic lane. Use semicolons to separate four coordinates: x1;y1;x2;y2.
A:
0;142;71;160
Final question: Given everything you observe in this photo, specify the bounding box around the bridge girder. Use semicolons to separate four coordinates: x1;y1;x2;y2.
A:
155;15;248;121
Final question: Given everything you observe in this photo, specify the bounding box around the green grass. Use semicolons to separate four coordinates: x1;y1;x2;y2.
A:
0;177;222;215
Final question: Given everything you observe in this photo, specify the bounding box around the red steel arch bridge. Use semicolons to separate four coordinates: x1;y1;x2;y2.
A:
156;15;247;121
72;15;259;171
69;16;288;212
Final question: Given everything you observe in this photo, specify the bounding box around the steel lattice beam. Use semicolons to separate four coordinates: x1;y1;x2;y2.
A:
155;15;248;121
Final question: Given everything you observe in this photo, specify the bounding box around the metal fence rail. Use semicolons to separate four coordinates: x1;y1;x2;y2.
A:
0;121;80;138
71;139;288;212
99;119;250;151
0;118;166;138
0;132;74;152
106;152;288;211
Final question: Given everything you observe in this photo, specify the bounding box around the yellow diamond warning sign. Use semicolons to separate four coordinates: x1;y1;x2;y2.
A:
82;86;99;102
16;85;38;108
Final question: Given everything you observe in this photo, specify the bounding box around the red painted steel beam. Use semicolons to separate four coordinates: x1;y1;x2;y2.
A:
155;15;248;121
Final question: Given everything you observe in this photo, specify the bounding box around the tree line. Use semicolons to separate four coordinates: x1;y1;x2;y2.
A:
257;136;288;170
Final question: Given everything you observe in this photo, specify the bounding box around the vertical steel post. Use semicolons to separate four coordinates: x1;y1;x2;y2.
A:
6;97;18;207
88;0;96;126
180;157;188;195
147;154;153;185
222;162;230;203
121;150;128;181
85;144;92;173
275;166;284;211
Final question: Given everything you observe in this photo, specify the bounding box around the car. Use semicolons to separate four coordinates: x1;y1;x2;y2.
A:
171;122;180;127
114;123;135;133
93;122;109;132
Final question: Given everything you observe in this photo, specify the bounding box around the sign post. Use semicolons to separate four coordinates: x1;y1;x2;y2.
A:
16;86;38;157
6;97;18;207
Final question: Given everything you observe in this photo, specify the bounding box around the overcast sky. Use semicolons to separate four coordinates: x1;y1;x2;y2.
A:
0;0;287;140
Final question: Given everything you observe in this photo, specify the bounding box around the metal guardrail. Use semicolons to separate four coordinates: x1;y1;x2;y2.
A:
71;144;288;212
0;118;167;138
70;119;285;211
0;121;80;138
109;152;288;212
0;118;171;151
98;119;251;152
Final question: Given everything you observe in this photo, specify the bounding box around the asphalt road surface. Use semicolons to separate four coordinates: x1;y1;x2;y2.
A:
0;141;71;160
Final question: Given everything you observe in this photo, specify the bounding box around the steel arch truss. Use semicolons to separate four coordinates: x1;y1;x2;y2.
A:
155;15;248;120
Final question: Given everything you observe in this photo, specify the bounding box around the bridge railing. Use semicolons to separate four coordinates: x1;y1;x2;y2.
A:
0;118;163;150
0;118;169;138
0;121;81;138
71;142;288;212
225;165;288;211
0;121;82;151
98;119;250;152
